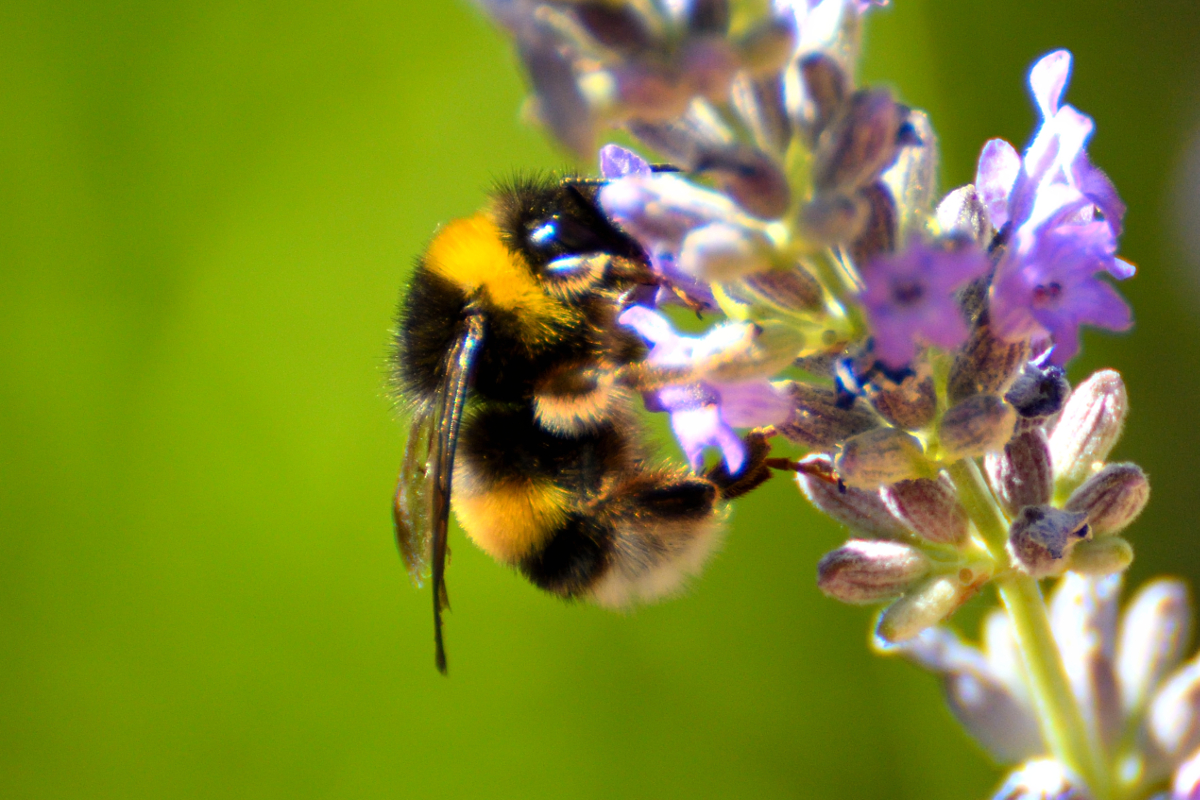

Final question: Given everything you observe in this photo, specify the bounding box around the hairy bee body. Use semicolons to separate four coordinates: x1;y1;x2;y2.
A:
392;176;755;670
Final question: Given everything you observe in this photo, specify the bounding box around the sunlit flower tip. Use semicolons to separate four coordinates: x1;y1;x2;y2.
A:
1173;748;1200;800
678;222;775;283
835;427;929;490
599;172;744;249
795;454;913;540
936;184;992;245
1048;369;1128;491
599;144;651;179
939;394;1017;461
776;381;877;449
976;138;1022;231
1007;505;1090;578
1049;574;1124;750
985;429;1054;517
860;236;991;370
816;540;930;604
876;626;1042;762
1117;579;1192;716
1005;361;1072;420
1064;463;1149;537
876;575;968;644
1150;658;1200;765
881;477;969;545
992;759;1092;800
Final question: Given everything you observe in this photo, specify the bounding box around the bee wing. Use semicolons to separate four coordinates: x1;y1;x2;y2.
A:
393;309;485;674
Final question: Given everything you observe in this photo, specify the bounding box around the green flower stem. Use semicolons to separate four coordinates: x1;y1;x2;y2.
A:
946;458;1112;800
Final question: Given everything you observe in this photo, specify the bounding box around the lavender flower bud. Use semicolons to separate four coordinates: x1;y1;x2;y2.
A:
817;540;930;604
992;760;1093;800
836;427;929;490
695;320;806;383
1149;658;1200;764
522;41;595;157
1173;749;1200;800
678;222;775;283
796;454;912;540
881;111;937;241
693;145;791;219
572;3;653;53
1117;579;1192;717
776;382;878;450
1049;369;1129;492
876;575;966;644
1064;463;1149;537
813;88;902;192
881;477;969;545
1065;537;1134;576
735;18;795;78
947;325;1030;404
1007;506;1091;579
795;52;846;142
1005;362;1071;419
1049;574;1123;752
936;184;991;246
680;36;739;103
865;369;937;432
797;191;868;245
985;429;1054;516
848;181;897;268
686;0;729;35
940;394;1017;461
614;62;693;122
600;173;742;248
741;264;823;312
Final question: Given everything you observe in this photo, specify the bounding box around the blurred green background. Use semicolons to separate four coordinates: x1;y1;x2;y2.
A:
3;1;1199;797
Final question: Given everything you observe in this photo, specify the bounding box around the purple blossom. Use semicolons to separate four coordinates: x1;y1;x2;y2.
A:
859;236;991;369
979;50;1134;364
619;306;793;473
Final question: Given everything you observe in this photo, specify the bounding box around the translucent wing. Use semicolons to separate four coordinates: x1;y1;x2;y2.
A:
393;309;485;674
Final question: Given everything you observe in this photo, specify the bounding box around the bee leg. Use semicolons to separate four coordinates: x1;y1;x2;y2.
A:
704;429;774;500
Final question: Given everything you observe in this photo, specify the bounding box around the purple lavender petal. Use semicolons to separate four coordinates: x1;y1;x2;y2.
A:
976;139;1022;231
712;379;793;427
1073;154;1126;236
1029;50;1072;120
670;405;747;473
600;144;651;179
861;237;991;369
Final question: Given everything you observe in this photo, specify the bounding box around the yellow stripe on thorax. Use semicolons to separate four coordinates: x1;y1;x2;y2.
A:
425;213;573;336
453;478;570;563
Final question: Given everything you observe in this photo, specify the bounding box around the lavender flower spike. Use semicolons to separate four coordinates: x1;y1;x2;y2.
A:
981;50;1135;364
860;235;990;369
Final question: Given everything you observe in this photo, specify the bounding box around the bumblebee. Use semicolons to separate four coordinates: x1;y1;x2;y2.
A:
391;175;770;673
